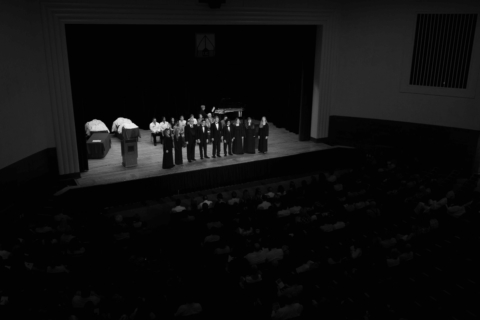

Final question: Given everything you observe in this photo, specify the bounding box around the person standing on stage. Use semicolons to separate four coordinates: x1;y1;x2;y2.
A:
206;113;214;144
173;121;184;165
170;117;176;129
149;118;162;146
188;114;197;125
197;119;209;160
198;114;204;127
232;118;244;155
179;115;187;128
220;116;228;127
162;129;175;169
211;116;223;158
159;116;169;144
185;119;197;162
258;116;269;154
199;105;208;119
244;117;256;154
222;119;233;156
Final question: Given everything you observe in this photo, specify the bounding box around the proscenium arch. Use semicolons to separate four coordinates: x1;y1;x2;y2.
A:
41;2;338;175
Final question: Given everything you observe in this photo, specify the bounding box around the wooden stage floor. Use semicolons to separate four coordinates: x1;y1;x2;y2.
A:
75;123;333;188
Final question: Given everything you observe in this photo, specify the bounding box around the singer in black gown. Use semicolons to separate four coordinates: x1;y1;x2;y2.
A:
232;118;244;155
173;123;184;165
258;117;269;154
244;117;256;154
162;129;175;169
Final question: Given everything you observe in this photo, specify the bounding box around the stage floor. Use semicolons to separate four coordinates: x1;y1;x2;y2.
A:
75;123;333;187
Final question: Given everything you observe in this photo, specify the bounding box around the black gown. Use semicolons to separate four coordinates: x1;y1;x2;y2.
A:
232;124;244;155
162;136;175;169
244;123;256;154
174;135;183;165
258;123;269;153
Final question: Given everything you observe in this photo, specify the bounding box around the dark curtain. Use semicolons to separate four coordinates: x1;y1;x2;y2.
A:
65;25;317;172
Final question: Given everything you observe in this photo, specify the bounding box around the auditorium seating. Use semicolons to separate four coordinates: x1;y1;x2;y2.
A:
0;152;478;320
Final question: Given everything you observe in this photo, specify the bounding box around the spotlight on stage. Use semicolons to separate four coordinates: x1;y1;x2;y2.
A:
199;0;225;9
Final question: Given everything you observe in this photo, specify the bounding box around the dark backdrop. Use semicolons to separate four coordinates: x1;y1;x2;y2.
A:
66;25;316;172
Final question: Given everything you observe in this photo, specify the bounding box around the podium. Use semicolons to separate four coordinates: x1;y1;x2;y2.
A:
120;128;140;168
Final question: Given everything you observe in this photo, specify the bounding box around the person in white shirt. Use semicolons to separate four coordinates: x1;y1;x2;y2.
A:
258;196;272;210
149;118;162;146
171;199;186;213
158;117;169;144
188;114;197;125
197;195;212;210
179;115;186;127
228;191;240;205
245;243;269;265
272;301;303;320
265;187;275;199
174;300;202;317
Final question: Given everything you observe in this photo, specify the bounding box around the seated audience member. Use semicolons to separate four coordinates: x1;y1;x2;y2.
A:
278;278;303;299
204;233;220;244
276;185;286;198
334;220;346;230
399;244;414;262
72;289;101;309
197;195;213;210
35;222;54;234
295;260;319;274
379;236;397;249
320;223;335;233
174;299;202;317
266;246;284;263
47;261;69;274
228;191;240;205
271;300;304;320
214;240;231;255
54;212;72;223
386;249;401;267
277;205;291;218
265;187;275;199
350;245;362;259
0;245;11;260
172;199;186;213
258;196;272;210
245;243;269;265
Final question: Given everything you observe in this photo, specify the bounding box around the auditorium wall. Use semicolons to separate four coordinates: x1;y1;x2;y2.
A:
332;0;480;130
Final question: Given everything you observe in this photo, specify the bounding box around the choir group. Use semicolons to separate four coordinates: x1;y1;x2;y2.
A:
150;110;269;169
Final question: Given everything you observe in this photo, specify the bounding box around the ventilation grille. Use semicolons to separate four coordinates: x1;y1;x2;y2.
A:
410;14;477;89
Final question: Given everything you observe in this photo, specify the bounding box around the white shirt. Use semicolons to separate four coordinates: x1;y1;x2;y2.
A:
272;303;303;320
179;120;186;127
266;248;284;262
175;303;202;317
159;121;169;132
198;200;212;209
228;198;240;205
189;118;197;125
245;248;269;265
171;205;186;213
150;122;162;133
258;201;272;210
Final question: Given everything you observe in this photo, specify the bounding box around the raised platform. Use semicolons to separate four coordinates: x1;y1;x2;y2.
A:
59;123;359;207
77;123;331;187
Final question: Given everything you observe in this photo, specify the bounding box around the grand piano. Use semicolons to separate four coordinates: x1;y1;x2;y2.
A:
213;98;245;118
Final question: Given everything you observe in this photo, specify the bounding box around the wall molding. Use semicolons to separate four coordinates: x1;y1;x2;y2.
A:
40;1;339;174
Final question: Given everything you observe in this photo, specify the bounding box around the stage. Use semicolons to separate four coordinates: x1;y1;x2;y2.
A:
58;123;359;207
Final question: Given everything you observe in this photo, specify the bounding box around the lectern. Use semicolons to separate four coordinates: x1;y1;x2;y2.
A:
120;128;140;168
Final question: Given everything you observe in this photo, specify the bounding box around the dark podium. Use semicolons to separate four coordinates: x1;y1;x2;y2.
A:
120;128;140;168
